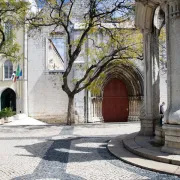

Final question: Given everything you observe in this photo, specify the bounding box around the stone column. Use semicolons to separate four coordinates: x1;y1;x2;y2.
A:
128;96;141;121
162;0;180;154
128;97;133;121
139;29;160;136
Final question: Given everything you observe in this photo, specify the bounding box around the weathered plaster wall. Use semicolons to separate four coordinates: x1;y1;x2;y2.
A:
27;29;72;122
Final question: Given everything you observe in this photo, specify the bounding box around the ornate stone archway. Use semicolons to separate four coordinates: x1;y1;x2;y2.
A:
136;0;180;154
89;62;144;123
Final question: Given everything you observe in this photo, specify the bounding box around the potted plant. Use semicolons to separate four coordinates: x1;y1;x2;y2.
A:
0;108;16;123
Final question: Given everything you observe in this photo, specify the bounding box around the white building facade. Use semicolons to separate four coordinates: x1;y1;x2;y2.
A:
0;0;167;124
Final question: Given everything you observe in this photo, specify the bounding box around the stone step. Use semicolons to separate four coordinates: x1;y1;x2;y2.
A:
122;133;180;166
0;114;28;125
14;114;27;120
108;135;180;176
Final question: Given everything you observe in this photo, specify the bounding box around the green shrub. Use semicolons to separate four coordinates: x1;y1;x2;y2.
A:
0;108;16;119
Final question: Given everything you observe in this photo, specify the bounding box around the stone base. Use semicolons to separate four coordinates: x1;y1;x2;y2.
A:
154;125;165;144
162;124;180;155
138;118;154;136
39;118;66;124
90;117;103;123
128;116;140;121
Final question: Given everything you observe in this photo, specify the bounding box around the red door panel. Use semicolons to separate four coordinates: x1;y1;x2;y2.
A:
102;79;128;122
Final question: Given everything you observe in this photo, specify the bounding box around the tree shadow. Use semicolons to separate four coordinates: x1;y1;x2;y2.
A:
12;136;115;180
12;134;178;180
15;137;115;163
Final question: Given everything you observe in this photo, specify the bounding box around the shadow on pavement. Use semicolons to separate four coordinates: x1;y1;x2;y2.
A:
11;133;177;180
12;136;116;180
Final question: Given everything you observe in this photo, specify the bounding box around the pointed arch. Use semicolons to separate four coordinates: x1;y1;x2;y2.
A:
89;62;144;122
1;88;16;111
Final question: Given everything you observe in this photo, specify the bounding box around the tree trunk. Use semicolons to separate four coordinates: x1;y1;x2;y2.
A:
67;95;74;125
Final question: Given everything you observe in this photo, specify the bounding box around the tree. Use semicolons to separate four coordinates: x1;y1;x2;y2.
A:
0;0;29;61
27;0;142;125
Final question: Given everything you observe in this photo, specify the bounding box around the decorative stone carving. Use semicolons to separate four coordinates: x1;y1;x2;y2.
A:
169;0;180;18
135;0;158;32
128;96;142;121
137;27;160;136
139;102;146;119
154;6;165;30
163;0;180;125
135;0;180;152
91;97;103;122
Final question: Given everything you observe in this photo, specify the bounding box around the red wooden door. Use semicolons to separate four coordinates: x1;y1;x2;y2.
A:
102;79;129;122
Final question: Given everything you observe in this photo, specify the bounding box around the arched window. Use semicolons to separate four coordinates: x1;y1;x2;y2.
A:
5;22;13;40
1;88;16;111
4;60;13;79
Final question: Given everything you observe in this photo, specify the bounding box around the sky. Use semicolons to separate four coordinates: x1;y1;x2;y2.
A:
37;0;70;9
51;38;66;61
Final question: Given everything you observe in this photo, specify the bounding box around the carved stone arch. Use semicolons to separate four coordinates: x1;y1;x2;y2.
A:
89;62;144;122
102;64;144;97
154;6;165;30
102;70;135;95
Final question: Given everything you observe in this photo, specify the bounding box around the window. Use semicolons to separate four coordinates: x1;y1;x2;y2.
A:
5;22;13;40
4;60;13;79
46;37;66;71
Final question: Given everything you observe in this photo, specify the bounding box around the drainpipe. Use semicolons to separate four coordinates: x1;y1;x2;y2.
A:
22;25;28;115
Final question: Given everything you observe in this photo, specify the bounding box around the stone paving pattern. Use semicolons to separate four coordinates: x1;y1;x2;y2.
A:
0;123;179;180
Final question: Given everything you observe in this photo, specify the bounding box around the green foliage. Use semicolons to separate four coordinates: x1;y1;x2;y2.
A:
159;27;166;63
26;0;143;125
0;32;22;62
27;1;143;125
0;0;30;61
0;107;15;119
87;72;105;96
68;27;142;95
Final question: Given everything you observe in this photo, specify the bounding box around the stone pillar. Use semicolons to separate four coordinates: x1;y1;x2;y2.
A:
139;29;160;136
128;96;141;121
128;97;133;121
162;0;180;154
90;96;103;122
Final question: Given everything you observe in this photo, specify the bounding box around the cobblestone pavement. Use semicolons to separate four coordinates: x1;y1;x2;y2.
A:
0;123;179;180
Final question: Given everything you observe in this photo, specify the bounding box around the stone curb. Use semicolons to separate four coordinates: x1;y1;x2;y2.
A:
123;133;180;166
107;135;180;176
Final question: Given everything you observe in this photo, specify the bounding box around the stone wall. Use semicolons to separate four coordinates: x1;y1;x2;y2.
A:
27;29;73;123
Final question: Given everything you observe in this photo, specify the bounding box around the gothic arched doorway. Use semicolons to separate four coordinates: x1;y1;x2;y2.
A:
102;79;129;122
1;88;16;111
